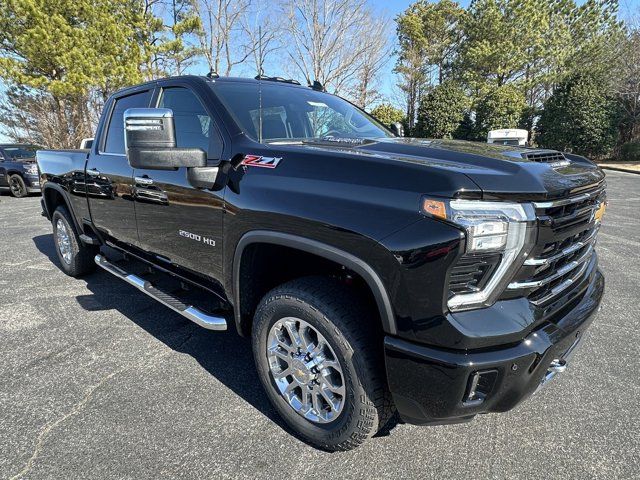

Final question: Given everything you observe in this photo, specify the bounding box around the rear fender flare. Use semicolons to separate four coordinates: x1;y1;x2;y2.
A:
42;183;82;233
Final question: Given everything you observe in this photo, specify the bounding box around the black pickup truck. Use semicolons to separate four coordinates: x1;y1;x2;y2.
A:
0;144;42;197
37;75;606;451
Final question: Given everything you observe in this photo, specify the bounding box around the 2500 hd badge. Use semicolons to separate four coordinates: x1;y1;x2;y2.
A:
179;229;216;246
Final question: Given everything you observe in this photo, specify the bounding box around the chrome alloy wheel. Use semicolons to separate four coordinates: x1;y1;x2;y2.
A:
267;318;346;424
55;219;72;265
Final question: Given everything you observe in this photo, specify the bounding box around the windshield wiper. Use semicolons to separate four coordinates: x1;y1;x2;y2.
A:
264;137;379;147
302;136;379;146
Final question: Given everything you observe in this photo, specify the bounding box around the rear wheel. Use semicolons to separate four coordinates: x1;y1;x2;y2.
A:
252;276;394;451
52;206;97;277
9;174;28;198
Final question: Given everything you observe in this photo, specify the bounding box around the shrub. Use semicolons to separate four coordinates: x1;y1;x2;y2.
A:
414;81;469;138
537;73;620;159
370;104;406;128
619;141;640;162
474;84;527;140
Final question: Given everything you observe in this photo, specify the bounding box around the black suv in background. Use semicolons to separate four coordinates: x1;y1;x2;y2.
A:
36;76;606;451
0;144;41;197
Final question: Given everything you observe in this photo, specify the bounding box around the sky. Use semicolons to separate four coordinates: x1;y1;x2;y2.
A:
1;0;639;143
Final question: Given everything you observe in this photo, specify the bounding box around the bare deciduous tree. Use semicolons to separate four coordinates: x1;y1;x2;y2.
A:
394;47;428;129
0;87;101;149
348;15;391;109
616;28;640;143
240;0;285;76
283;0;389;98
191;0;252;75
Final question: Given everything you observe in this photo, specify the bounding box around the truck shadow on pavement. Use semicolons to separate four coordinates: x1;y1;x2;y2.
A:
33;234;398;446
33;235;285;427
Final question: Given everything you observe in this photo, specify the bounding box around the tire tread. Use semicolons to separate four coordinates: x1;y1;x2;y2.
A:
254;276;395;451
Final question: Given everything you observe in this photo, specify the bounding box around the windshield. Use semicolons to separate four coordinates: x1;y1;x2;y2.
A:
211;82;392;143
3;146;38;159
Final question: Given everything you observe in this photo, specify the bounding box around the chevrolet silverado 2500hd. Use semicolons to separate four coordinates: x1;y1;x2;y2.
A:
36;75;606;451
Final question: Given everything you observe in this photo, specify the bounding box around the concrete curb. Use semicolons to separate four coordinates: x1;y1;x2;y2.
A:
599;165;640;175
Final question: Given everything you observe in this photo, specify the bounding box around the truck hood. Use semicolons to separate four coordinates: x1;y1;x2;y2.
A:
11;157;37;164
283;137;605;200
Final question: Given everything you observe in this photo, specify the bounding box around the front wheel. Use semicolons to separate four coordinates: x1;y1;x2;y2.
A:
9;174;28;198
252;276;394;451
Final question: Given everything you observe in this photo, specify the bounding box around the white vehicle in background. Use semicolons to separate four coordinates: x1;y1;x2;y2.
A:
80;138;94;149
487;129;528;146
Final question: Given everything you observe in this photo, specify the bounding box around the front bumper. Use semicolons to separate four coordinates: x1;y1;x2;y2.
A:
25;174;41;193
384;266;604;425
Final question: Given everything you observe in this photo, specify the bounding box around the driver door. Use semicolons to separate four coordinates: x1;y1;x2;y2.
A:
133;85;225;281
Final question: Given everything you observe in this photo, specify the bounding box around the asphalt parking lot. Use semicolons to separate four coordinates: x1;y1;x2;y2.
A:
1;170;638;479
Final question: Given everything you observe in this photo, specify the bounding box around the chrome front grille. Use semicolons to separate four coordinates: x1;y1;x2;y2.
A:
524;226;598;267
507;182;605;306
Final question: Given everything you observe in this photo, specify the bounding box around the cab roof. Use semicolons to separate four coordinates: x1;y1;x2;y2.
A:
115;75;312;96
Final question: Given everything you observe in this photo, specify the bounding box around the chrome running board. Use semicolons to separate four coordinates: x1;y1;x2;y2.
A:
95;254;227;331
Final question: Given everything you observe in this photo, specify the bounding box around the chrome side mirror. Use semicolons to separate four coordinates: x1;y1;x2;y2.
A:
123;108;206;170
124;108;176;150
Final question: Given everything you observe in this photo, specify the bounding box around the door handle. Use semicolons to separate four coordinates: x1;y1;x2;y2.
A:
135;176;154;186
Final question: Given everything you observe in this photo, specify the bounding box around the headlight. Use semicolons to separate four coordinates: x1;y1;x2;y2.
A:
24;164;38;175
421;197;536;312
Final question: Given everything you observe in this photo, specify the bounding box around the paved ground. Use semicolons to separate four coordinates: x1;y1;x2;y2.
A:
1;170;638;479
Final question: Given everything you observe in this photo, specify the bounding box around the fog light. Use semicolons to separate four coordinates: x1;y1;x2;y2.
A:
463;369;498;406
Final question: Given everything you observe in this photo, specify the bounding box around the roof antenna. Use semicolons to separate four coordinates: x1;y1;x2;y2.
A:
258;26;263;143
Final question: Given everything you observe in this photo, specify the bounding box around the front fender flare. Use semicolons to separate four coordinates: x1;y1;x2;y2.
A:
232;231;397;335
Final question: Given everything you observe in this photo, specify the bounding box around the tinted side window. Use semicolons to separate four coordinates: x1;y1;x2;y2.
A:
158;87;213;153
104;90;152;154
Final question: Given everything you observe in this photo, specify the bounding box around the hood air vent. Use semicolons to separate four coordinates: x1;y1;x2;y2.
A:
522;151;567;163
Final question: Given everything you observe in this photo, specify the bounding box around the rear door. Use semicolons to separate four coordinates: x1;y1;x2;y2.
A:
133;83;225;281
87;88;153;246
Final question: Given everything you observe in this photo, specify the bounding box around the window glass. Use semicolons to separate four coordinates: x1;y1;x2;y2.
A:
249;106;290;139
3;145;39;159
306;106;352;138
104;90;152;154
212;82;392;142
159;87;212;153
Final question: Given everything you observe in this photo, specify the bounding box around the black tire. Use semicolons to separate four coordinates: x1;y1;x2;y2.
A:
9;174;28;198
252;276;395;451
51;206;97;277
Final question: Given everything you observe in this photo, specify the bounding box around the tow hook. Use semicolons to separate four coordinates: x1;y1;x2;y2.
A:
536;358;568;393
548;359;567;374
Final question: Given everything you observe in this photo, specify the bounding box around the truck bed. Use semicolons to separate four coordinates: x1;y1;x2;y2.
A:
37;150;89;175
37;149;91;225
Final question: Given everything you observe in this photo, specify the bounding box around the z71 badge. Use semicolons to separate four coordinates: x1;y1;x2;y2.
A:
240;155;282;169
